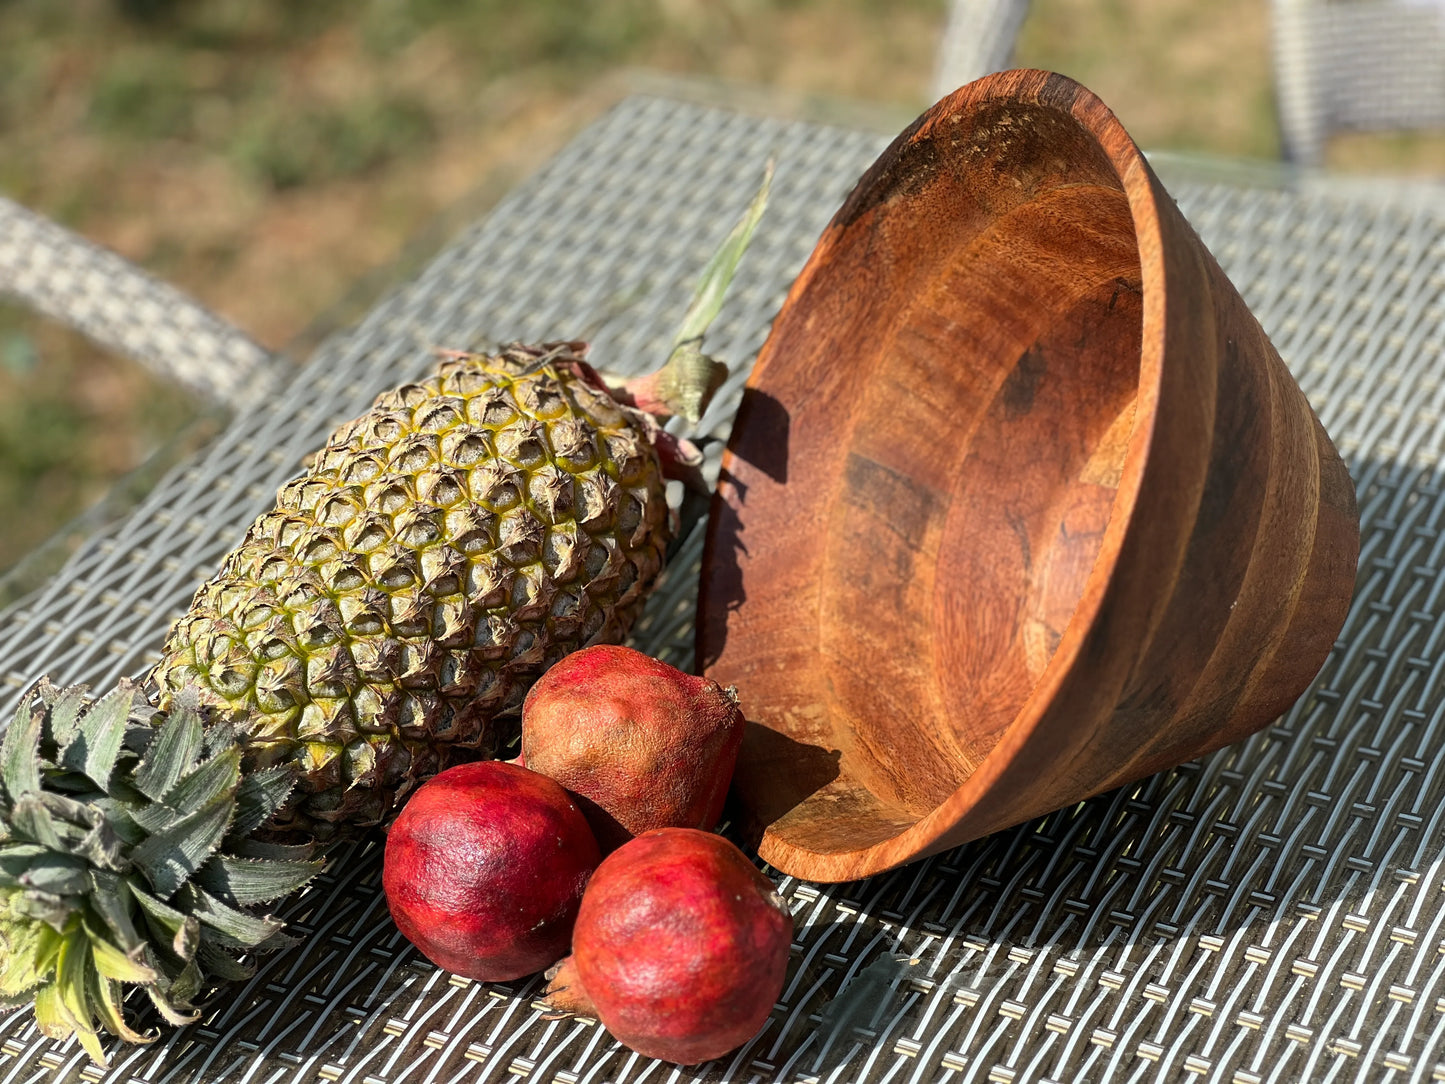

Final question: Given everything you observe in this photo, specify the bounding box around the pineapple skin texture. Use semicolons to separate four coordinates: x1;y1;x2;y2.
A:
152;348;672;834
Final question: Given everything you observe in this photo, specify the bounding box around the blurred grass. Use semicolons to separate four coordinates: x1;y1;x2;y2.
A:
0;0;1440;581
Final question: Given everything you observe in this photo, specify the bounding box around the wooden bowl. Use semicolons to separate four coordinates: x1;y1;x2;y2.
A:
697;70;1360;883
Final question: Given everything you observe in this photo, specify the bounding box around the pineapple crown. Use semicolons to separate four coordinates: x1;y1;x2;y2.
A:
0;679;320;1065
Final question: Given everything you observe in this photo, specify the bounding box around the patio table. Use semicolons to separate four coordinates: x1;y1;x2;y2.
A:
1;86;1444;1084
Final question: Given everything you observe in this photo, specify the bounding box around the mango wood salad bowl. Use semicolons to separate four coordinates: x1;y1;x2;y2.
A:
697;69;1361;883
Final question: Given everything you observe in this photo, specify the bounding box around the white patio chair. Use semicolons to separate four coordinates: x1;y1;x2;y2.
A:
1272;0;1445;165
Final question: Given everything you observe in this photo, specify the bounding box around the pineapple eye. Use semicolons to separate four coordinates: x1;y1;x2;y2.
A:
420;548;463;595
419;470;465;508
495;421;547;468
342;739;377;784
342;454;385;484
446;506;495;553
370;482;412;515
529;466;574;520
583;542;613;579
499;512;544;565
509;568;546;618
346;611;385;638
343;516;389;554
239;603;276;630
542;525;582;581
579;604;607;643
395;507;443;549
441;431;491;467
549;587;583;619
469;387;517;427
604;431;649;484
442;364;493;396
616;492;644;537
258;557;292;584
208;663;255;699
369;414;407;444
415;398;465;433
277;517;308;549
517;377;567;419
325;560;366;593
391;435;438;476
471;463;521;510
465;558;510;607
617;560;638;596
370;547;418;589
275;478;311;509
390;595;431;639
395;693;438;736
397;641;438;684
390;383;432;409
319;496;360;527
297;621;341;651
302;536;340;564
430;598;471;644
549;418;598;470
574;475;617;527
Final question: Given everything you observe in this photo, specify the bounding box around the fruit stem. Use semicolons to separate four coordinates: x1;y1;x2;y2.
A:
614;161;773;425
542;955;599;1018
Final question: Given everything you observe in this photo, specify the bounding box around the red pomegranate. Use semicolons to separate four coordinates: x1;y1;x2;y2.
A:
383;760;600;981
521;645;744;851
545;828;793;1063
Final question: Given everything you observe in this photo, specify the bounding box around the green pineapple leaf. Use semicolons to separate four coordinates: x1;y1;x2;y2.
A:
9;795;64;851
61;682;136;792
85;967;152;1046
0;842;49;876
86;872;144;953
195;854;323;906
230;838;314;861
180;885;285;948
131;886;200;961
40;682;88;756
132;700;204;802
0;681;319;1064
17;855;88;897
229;766;297;840
54;936;108;1065
196;939;254;982
130;797;234;900
85;926;156;986
142;976;200;1028
0;698;42;801
162;748;242;814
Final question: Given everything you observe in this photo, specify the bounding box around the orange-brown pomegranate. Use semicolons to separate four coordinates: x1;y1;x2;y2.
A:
520;645;744;851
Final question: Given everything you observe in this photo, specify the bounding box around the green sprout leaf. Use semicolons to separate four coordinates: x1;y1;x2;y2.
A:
672;159;774;349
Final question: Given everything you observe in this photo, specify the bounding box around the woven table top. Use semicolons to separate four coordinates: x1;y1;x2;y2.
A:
1;92;1444;1084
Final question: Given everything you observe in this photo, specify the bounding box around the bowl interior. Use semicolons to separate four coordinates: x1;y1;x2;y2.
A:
711;100;1148;855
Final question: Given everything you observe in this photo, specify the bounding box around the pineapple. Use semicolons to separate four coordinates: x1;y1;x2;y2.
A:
0;167;770;1063
153;341;674;835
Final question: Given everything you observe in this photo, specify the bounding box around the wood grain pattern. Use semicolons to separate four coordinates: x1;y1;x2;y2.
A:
697;70;1361;883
